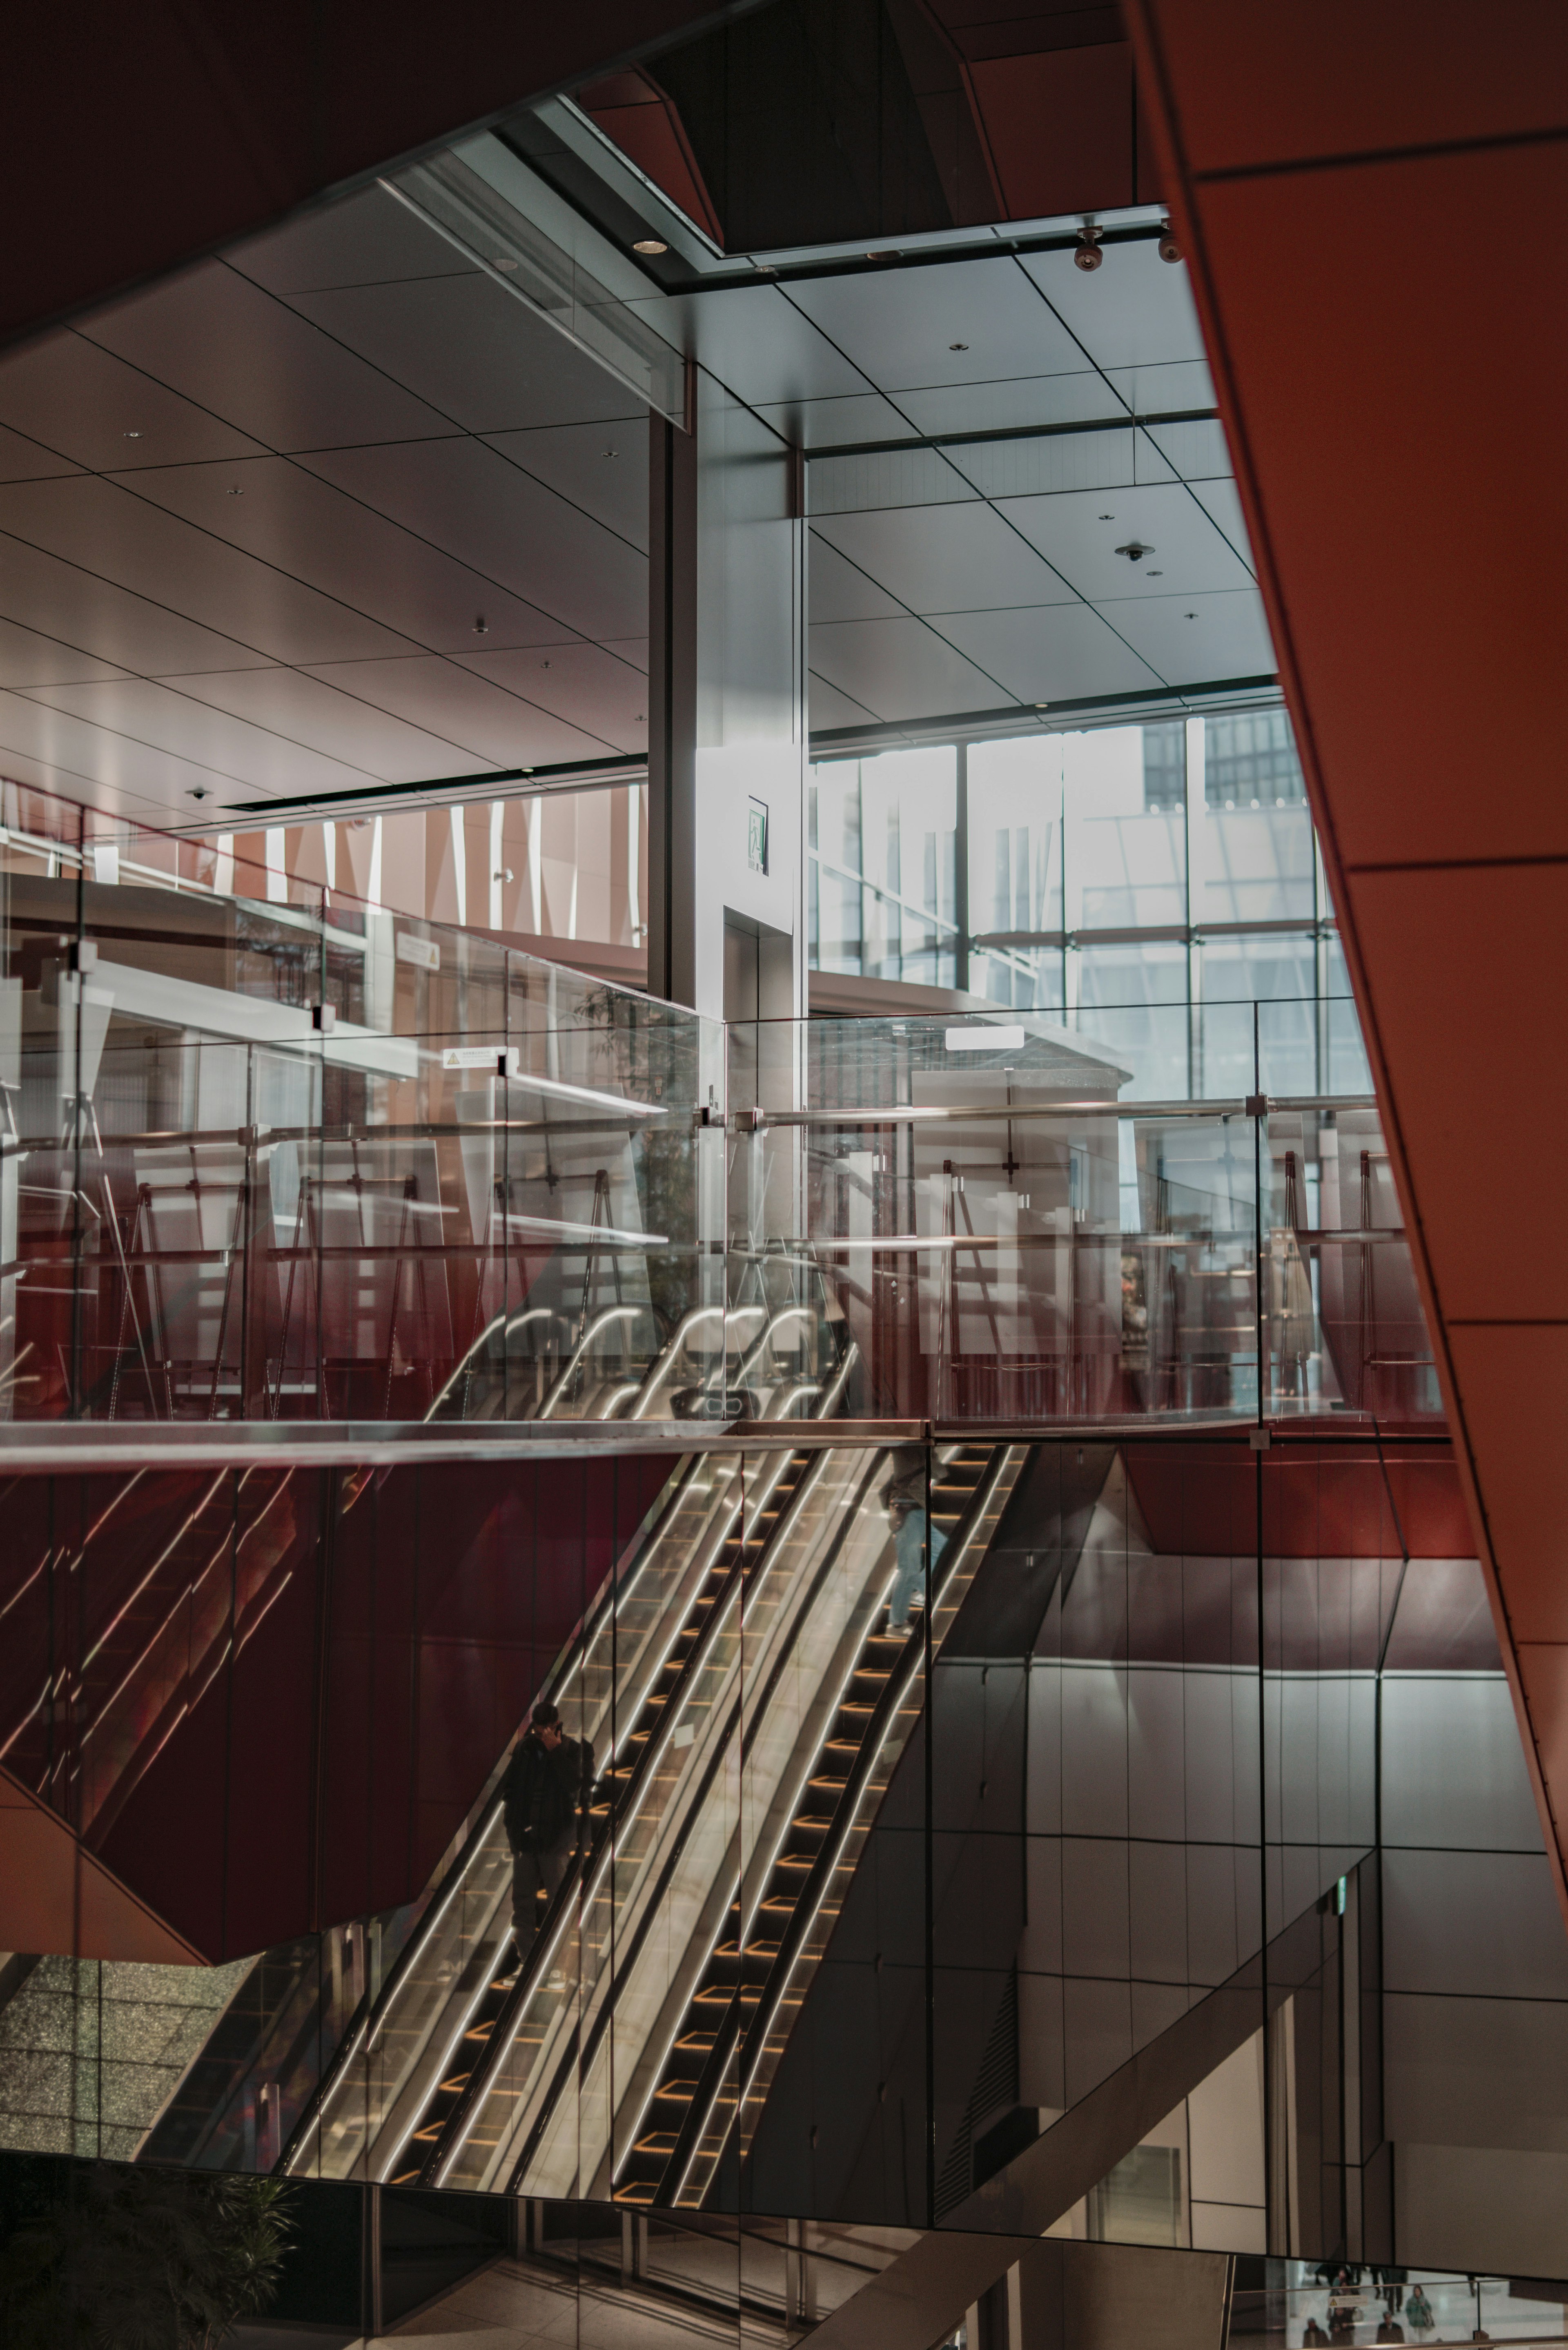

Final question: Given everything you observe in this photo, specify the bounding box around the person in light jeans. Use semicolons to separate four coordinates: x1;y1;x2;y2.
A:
886;1494;947;1635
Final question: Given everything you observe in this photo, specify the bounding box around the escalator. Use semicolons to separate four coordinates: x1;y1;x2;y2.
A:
409;1440;1027;2209
610;1444;1016;2208
383;1440;824;2186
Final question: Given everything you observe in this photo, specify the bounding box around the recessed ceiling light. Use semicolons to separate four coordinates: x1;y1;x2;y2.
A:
187;787;210;800
1184;611;1197;619
633;238;668;256
603;448;618;459
228;485;243;495
124;430;141;439
1098;513;1114;521
494;257;519;271
473;616;488;635
949;341;968;351
1147;568;1163;575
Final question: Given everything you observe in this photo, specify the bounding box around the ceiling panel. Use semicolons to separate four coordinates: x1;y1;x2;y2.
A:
811;503;1075;616
993;481;1258;602
107;455;576;656
808;673;880;730
1087;589;1274;683
21;679;394;798
754;392;919;449
1187;477;1257;571
298;439;648;642
931;602;1162;703
301;656;617;769
1102;358;1217;416
807;536;906;625
0;331;266;474
288;274;644;437
165;668;481;780
0;477;420;666
785;258;1087;395
1143;417;1233;481
0;423;81;484
646;285;874;410
892;371;1125;439
0;533;273;677
0;688;266;806
0;616;129;691
808;617;1007;722
481;417;650;548
82;262;452;452
455;642;648;752
601;636;648;675
227;184;477;296
1020;244;1208;373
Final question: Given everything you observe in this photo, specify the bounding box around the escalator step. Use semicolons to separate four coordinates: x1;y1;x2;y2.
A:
675;2032;716;2053
438;2074;470;2095
653;2080;698;2101
635;2133;677;2157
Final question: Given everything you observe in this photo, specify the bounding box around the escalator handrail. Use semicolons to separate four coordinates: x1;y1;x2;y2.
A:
537;1303;651;1419
656;1447;1015;2208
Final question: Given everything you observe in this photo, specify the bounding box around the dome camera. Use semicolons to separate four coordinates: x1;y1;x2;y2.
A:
1158;225;1183;263
1074;225;1104;272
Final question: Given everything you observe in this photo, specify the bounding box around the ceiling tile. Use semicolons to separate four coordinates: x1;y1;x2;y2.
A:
22;678;392;798
648;284;874;409
301;656;617;769
0;476;419;666
808;617;1007;722
1089;589;1274;684
0;616;130;691
931;603;1163;704
227;184;477;295
807;536;906;625
0;423;82;484
601;637;648;676
0;330;266;473
993;482;1257;602
0;533;272;677
753;393;919;449
894;372;1123;439
164;668;479;781
82;262;452;452
1188;477;1257;572
108;454;572;656
481;417;649;549
1020;243;1208;373
1143;417;1233;482
811;503;1074;616
1102;359;1218;417
298;439;648;643
0;687;261;807
288;273;644;436
455;642;648;753
808;673;880;731
786;257;1086;394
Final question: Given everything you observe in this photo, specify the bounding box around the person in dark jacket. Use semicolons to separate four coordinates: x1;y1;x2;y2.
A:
502;1701;592;1951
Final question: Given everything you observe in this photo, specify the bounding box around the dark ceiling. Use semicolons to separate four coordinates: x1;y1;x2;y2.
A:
575;0;1160;252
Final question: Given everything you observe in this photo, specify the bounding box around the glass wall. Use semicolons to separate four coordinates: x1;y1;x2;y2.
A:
809;708;1371;1103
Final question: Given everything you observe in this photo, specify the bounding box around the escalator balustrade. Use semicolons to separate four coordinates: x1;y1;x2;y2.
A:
386;1447;820;2189
612;1445;998;2208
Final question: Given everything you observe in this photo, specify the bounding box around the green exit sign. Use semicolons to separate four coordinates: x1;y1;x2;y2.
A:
747;798;768;875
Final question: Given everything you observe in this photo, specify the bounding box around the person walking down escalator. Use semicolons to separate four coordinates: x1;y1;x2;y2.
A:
885;1490;948;1637
502;1701;593;1961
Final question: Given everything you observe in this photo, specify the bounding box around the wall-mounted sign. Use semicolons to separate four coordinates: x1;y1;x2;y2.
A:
442;1045;519;1074
747;798;768;876
396;932;440;971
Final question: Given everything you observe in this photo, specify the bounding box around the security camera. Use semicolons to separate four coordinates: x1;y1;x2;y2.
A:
1158;224;1183;263
1074;226;1104;273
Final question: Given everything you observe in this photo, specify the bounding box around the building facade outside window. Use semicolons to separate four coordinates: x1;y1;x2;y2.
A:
808;707;1370;1102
